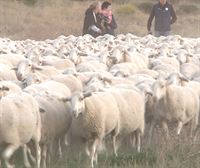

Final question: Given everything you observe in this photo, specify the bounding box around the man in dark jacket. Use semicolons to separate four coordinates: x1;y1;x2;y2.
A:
147;0;177;37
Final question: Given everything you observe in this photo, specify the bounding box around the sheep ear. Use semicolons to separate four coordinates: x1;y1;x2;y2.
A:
62;97;71;102
39;108;46;113
179;74;189;82
145;90;153;97
2;86;9;91
160;79;166;87
11;67;17;71
83;92;92;98
73;73;78;77
103;77;112;84
32;64;43;71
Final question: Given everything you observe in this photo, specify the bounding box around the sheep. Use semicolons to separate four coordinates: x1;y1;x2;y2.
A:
99;88;146;153
67;91;120;168
76;61;108;73
0;80;21;97
14;59;60;81
83;77;146;153
150;78;199;139
180;63;200;80
0;92;41;168
51;74;83;93
41;57;75;71
24;80;71;97
0;54;25;67
167;72;200;116
33;92;72;168
0;64;17;81
109;62;141;77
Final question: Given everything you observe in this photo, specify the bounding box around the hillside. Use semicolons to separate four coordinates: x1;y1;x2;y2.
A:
0;0;200;40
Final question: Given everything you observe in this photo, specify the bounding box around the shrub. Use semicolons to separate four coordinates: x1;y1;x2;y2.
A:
137;2;154;14
22;0;38;6
116;3;136;15
178;4;199;14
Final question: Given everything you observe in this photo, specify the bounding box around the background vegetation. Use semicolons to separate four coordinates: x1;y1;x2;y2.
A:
0;0;200;40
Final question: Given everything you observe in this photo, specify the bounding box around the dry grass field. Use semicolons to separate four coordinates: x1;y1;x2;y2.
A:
0;0;200;40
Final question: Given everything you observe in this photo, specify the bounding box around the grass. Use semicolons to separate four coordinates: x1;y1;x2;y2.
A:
9;128;200;168
137;2;154;14
116;3;137;14
0;0;200;40
178;4;199;14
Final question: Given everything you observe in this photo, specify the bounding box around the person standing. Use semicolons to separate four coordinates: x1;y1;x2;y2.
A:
101;1;117;36
82;1;103;37
147;0;177;37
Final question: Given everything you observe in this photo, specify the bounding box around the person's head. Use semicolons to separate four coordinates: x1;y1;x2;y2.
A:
101;1;111;10
159;0;167;6
89;1;101;13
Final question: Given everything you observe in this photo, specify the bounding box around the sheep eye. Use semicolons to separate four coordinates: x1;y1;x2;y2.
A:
79;97;84;101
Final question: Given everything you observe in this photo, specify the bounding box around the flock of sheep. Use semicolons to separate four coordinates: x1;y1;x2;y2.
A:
0;33;200;168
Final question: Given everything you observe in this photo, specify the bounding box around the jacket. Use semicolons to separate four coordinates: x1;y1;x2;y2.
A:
147;2;177;32
82;8;102;37
102;14;117;36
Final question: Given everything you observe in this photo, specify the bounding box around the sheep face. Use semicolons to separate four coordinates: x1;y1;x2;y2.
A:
167;73;188;86
0;84;9;98
70;92;92;118
16;59;43;81
16;60;33;81
152;79;166;101
70;92;86;118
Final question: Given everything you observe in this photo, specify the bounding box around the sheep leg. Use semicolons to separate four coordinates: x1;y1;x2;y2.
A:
94;152;98;166
190;114;199;140
148;120;156;146
90;138;100;168
2;144;18;168
23;144;31;168
33;140;41;168
41;144;47;168
130;133;136;148
27;146;36;164
112;135;118;156
161;120;169;139
46;145;52;168
84;141;90;157
58;138;62;159
177;121;183;135
135;131;141;153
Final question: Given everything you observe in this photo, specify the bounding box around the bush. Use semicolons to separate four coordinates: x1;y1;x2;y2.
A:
137;2;154;14
22;0;38;6
178;4;199;14
116;3;136;15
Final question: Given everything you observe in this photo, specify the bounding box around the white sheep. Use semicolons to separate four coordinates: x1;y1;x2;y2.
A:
151;78;199;139
0;80;21;98
67;91;120;168
0;92;41;168
33;92;72;168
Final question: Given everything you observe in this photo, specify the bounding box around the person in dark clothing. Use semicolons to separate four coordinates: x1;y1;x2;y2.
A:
82;1;103;38
101;1;117;36
147;0;177;37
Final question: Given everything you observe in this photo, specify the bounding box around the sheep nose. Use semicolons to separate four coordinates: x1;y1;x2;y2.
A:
73;112;79;118
17;73;23;80
112;57;118;64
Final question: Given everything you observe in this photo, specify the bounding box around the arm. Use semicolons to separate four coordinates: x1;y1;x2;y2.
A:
147;6;155;32
170;5;177;24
